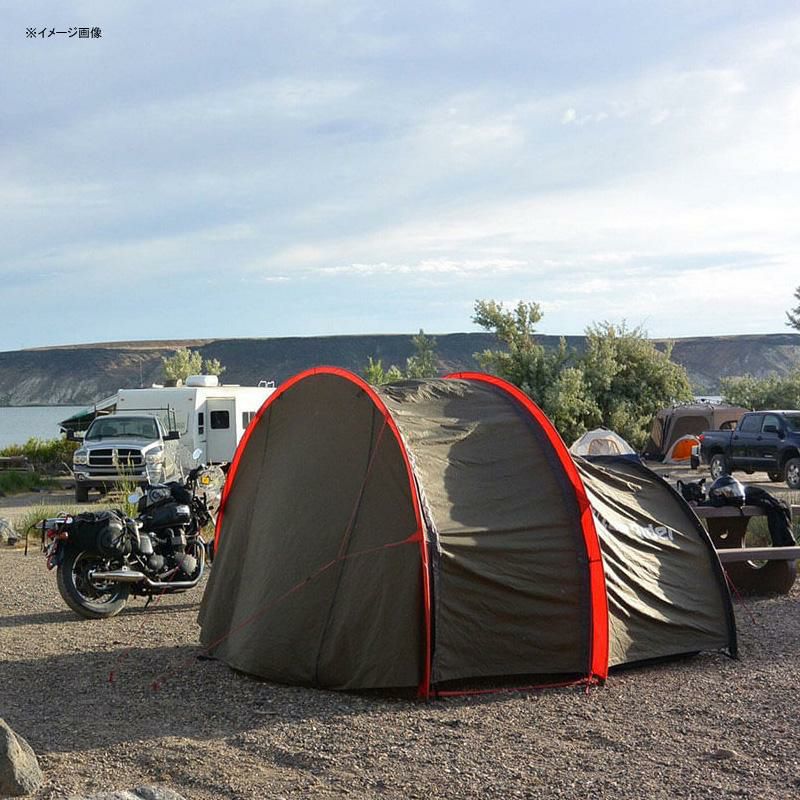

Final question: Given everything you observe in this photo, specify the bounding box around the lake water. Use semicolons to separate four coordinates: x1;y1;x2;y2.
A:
0;406;85;449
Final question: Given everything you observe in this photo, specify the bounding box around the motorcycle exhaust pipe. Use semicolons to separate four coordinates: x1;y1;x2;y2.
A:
90;568;146;583
89;566;204;590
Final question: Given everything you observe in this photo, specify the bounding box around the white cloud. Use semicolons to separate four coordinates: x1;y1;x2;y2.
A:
317;257;528;277
4;4;800;347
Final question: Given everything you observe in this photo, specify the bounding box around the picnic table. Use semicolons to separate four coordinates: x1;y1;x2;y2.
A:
0;456;33;472
694;504;800;595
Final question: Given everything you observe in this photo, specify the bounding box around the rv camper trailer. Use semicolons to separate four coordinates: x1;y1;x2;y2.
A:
114;375;275;464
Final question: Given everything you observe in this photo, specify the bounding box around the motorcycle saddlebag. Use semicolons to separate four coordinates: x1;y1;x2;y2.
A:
69;511;132;557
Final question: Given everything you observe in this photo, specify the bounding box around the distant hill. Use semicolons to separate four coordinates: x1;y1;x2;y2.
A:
1;332;798;406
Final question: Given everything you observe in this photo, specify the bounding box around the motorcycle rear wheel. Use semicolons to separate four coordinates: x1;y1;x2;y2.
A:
56;549;130;619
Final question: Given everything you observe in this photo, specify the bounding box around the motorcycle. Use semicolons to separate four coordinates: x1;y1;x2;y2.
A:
40;450;225;619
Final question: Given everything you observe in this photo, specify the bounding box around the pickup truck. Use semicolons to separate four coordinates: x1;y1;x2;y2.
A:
69;414;180;502
699;410;800;489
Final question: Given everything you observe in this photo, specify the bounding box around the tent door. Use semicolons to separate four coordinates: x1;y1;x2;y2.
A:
205;398;237;462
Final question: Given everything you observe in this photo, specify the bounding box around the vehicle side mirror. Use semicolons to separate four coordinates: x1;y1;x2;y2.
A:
66;430;83;441
165;430;180;441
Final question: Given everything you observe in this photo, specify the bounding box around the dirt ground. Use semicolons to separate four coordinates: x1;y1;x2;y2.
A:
1;465;799;799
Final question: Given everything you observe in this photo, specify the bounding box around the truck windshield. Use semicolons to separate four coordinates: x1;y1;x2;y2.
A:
784;415;800;432
86;417;159;440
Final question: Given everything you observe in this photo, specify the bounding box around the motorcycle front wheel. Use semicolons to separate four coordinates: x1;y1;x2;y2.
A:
56;549;130;620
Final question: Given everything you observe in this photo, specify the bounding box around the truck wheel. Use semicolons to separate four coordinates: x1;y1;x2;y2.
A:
767;470;783;482
75;484;90;503
709;454;729;480
785;458;800;490
725;560;797;595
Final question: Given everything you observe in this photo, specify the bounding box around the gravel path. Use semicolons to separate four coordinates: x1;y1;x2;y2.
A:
1;544;800;799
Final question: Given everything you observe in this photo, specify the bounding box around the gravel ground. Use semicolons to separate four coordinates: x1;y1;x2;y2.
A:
1;544;799;800
0;484;79;528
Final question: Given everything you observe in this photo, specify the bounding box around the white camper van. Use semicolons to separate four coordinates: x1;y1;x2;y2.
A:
115;375;274;465
65;376;275;501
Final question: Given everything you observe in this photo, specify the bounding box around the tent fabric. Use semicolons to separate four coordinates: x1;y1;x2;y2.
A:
570;428;637;457
663;434;700;464
644;404;748;461
575;458;736;666
198;370;429;690
381;374;607;686
199;368;736;697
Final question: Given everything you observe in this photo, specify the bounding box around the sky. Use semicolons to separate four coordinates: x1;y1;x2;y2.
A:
2;1;800;350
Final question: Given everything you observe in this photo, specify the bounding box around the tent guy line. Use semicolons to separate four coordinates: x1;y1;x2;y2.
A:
147;533;421;693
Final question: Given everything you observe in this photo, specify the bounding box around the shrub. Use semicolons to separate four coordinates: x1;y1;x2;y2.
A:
0;471;56;495
471;301;693;447
0;437;79;474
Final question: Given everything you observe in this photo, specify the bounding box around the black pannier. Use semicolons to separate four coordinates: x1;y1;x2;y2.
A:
69;510;133;557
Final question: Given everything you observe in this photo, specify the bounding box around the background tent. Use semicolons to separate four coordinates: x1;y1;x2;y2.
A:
663;434;701;465
643;403;748;461
570;428;637;459
199;369;736;697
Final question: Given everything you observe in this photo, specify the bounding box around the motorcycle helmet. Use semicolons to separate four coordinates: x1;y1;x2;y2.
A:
707;475;746;507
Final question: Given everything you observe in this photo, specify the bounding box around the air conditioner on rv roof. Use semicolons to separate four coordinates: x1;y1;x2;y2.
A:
186;375;219;388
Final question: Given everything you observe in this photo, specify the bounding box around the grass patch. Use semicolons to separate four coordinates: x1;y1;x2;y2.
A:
105;478;142;520
12;479;143;543
12;500;132;542
0;437;79;474
13;505;84;542
0;471;57;496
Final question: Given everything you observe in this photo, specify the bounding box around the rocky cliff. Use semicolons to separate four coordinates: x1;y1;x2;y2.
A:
1;332;798;406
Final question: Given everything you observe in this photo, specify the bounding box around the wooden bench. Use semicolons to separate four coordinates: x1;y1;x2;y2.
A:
693;504;799;595
0;456;34;472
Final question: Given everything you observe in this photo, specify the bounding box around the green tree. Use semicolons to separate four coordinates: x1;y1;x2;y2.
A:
787;286;800;330
472;300;694;449
581;322;693;448
162;349;226;382
721;372;800;409
405;329;439;379
541;365;600;444
363;330;439;385
202;357;226;377
363;357;404;386
472;300;568;401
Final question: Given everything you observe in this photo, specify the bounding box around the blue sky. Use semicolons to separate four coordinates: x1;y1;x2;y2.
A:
2;1;799;349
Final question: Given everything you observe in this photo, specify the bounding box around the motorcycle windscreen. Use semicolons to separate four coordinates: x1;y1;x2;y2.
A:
199;373;423;690
575;457;735;667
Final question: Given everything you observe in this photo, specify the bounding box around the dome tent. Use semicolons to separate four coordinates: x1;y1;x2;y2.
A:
199;368;736;697
570;428;638;459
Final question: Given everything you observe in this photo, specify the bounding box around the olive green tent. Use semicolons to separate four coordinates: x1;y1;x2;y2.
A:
198;369;736;697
